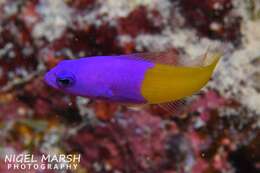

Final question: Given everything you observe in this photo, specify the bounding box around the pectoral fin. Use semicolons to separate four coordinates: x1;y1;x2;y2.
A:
94;87;114;99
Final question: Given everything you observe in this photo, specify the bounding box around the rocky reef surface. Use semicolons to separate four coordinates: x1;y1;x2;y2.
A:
0;0;259;173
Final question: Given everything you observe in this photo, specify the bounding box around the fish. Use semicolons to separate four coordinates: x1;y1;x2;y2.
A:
44;51;221;113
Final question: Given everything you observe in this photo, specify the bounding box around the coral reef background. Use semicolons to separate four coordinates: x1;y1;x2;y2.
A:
0;0;259;173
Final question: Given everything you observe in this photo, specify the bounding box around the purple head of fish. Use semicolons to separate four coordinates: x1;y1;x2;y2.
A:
44;60;80;95
44;56;154;103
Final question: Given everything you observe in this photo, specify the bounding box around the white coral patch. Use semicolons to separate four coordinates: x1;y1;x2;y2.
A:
32;0;72;42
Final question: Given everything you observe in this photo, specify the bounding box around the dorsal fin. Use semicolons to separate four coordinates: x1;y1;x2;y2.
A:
117;49;180;66
177;48;210;67
132;50;180;65
116;49;215;67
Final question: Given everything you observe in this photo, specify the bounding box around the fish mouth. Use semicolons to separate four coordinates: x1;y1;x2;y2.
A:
44;71;58;89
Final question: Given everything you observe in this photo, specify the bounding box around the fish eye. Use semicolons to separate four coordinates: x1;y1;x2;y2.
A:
56;76;75;88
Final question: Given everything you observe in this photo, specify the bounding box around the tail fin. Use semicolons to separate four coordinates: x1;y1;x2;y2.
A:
203;53;222;75
204;52;222;66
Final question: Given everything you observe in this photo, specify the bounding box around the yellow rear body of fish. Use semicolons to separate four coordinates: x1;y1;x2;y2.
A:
141;53;221;104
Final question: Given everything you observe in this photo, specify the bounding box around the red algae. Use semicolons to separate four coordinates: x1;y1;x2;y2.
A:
49;23;122;58
0;16;38;86
66;0;96;10
176;0;242;44
118;6;163;37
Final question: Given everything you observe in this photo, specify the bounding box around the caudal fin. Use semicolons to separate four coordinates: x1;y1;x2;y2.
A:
203;53;222;74
204;52;222;66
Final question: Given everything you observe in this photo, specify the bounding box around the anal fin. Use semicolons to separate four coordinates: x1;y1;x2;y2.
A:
126;104;147;111
158;99;187;115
